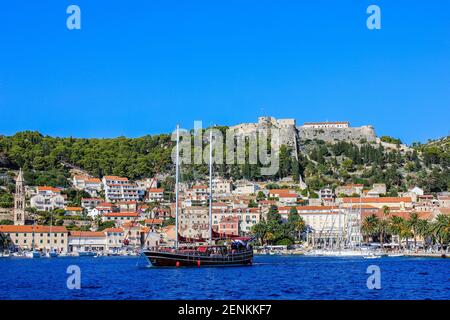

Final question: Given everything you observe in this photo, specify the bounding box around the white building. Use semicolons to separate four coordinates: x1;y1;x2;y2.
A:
68;231;107;253
101;212;140;225
102;176;140;202
147;188;164;203
73;176;102;196
233;183;259;195
211;178;232;195
30;186;66;211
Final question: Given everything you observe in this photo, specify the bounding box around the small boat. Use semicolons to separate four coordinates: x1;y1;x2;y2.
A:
363;253;381;259
45;251;59;258
77;251;97;257
388;253;404;257
25;251;41;258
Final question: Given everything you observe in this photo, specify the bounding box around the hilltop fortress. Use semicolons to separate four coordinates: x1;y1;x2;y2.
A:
230;116;377;148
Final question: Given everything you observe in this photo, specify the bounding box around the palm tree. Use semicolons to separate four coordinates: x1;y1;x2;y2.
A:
378;206;391;251
400;219;413;251
251;221;268;245
417;219;431;251
389;216;405;250
361;214;379;242
408;212;420;251
430;214;450;253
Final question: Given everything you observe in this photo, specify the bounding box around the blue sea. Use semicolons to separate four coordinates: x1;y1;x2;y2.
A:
0;255;449;300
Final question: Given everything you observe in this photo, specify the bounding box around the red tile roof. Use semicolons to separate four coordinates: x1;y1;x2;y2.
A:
0;225;68;233
104;228;124;233
103;212;139;217
37;186;61;193
104;176;128;181
70;231;105;238
342;197;412;203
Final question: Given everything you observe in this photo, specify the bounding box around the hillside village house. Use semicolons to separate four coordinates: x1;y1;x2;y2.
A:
366;183;387;197
184;185;209;206
147;188;164;202
81;198;103;210
135;177;158;190
336;184;364;197
30;186;66;211
144;219;164;231
212;208;260;234
101;212;140;225
216;216;240;236
438;196;450;208
102;176;140;202
0;225;69;253
73;175;102;196
179;206;209;239
233;183;259;195
64;207;83;217
319;187;335;203
211;178;232;195
117;201;137;212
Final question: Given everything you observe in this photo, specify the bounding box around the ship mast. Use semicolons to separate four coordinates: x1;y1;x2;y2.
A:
175;125;180;249
208;129;213;245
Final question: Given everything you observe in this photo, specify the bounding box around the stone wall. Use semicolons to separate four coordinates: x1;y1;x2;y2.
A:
298;125;377;144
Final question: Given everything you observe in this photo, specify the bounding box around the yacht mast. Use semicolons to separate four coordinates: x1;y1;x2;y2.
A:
208;129;213;245
175;125;180;249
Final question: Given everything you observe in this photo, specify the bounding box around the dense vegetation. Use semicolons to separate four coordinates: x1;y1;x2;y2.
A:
302;138;449;194
0;132;448;197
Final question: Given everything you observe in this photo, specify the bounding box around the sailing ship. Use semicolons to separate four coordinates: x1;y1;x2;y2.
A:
143;125;254;267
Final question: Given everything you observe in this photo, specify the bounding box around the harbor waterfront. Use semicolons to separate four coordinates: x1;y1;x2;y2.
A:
0;255;448;300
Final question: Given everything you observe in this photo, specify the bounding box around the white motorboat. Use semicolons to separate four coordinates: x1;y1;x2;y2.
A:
45;251;59;258
25;251;41;258
77;251;97;257
387;253;404;257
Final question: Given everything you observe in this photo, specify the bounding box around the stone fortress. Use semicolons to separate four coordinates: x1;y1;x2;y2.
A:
230;116;377;150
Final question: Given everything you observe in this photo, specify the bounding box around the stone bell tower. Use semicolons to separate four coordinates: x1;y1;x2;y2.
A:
14;168;26;225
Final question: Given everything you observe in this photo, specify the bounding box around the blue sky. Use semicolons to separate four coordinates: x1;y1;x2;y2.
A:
0;0;449;144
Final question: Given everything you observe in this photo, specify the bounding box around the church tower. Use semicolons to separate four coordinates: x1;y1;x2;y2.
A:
14;168;26;225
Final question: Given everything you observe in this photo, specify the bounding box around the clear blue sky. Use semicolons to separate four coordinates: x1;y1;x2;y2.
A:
0;0;449;144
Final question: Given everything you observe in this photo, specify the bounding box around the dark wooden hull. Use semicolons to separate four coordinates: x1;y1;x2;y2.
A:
143;250;253;267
